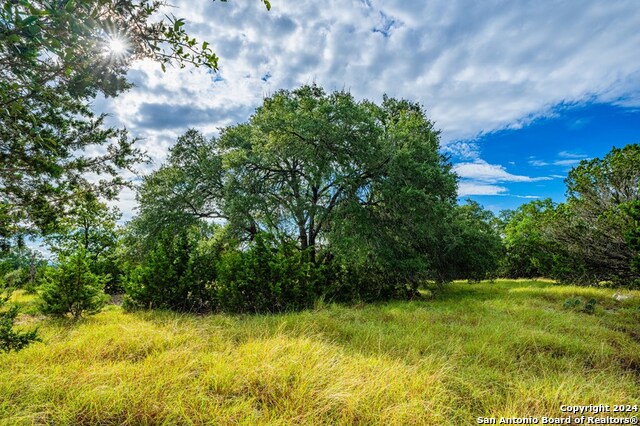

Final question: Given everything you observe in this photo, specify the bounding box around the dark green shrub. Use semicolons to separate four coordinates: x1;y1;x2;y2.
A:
92;248;125;295
123;227;219;312
321;261;418;304
39;247;109;319
624;200;640;282
0;290;39;352
583;298;597;314
214;234;325;313
563;297;582;310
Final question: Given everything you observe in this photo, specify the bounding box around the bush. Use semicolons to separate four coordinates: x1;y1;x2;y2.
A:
39;247;109;319
93;251;125;295
214;234;325;313
123;227;219;312
0;290;39;352
320;261;419;304
1;268;29;288
0;246;46;292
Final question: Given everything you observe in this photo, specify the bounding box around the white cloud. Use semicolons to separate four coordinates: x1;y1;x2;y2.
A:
513;195;541;199
442;140;481;160
529;151;589;167
113;0;640;144
454;159;553;196
558;150;588;159
458;182;507;196
454;159;556;197
453;160;551;183
108;187;138;224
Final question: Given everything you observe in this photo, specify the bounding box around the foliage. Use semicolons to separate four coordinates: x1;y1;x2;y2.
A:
136;86;399;259
0;245;47;292
122;224;219;312
326;95;458;290
44;192;119;256
129;130;217;248
623;200;640;283
39;246;109;319
134;86;470;304
499;199;564;278
123;225;328;314
92;242;125;294
0;289;39;352
498;145;640;287
546;144;640;285
215;234;326;313
444;200;504;282
44;191;124;293
1;0;145;244
562;297;597;314
0;0;269;247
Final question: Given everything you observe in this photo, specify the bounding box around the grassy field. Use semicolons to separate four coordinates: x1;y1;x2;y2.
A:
1;280;639;425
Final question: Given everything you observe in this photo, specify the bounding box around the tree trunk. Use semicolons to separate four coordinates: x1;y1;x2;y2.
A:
308;228;316;264
298;224;308;251
29;252;36;286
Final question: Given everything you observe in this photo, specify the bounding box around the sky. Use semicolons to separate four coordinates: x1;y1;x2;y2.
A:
95;0;640;220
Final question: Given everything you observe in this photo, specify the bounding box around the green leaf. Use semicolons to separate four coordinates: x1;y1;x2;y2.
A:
173;18;184;31
64;0;75;12
22;16;38;26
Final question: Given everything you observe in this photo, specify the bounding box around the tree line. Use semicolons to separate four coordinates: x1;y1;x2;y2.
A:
499;144;640;286
3;86;639;329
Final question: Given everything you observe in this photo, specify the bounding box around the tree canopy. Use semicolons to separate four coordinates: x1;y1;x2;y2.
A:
500;198;559;278
137;86;456;250
132;85;503;304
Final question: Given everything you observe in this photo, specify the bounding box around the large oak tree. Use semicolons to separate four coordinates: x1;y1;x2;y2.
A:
134;85;474;287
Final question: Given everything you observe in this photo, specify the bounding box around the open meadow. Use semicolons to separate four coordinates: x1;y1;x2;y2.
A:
1;280;639;425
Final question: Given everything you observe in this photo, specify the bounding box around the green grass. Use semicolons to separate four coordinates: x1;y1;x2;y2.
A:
1;280;639;425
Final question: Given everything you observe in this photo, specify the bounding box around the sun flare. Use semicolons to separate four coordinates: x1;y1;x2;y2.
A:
103;33;130;59
109;38;127;55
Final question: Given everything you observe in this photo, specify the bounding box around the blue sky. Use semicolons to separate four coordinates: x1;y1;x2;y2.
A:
92;0;640;220
453;102;640;212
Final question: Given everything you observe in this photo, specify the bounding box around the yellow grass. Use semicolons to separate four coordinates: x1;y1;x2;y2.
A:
1;280;639;425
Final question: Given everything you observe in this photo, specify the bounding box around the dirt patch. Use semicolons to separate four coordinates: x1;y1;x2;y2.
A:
109;293;124;306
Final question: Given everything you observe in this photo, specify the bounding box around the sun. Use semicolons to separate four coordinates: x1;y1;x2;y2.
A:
103;33;130;59
109;37;127;55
